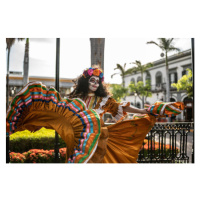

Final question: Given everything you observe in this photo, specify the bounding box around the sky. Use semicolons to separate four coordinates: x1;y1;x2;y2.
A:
8;38;191;84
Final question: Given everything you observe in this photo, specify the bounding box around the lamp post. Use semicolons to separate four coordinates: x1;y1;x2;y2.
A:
134;92;137;107
55;38;60;163
191;38;194;163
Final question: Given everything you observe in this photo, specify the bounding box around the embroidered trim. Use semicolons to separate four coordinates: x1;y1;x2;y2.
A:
6;81;44;116
84;141;99;163
95;95;111;114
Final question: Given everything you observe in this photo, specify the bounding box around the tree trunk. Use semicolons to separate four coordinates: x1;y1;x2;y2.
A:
141;71;144;108
122;74;126;100
165;51;170;102
23;38;29;86
90;38;105;71
6;48;10;110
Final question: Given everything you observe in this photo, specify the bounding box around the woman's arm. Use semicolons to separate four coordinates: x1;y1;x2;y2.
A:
123;105;148;114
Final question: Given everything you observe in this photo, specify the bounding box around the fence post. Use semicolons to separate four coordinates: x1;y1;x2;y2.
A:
6;134;10;163
191;38;195;163
55;38;60;163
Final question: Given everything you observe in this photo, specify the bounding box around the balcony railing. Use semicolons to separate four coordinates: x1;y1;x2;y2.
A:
150;83;177;92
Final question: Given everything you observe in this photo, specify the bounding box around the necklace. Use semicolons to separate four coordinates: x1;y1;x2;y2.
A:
88;93;95;97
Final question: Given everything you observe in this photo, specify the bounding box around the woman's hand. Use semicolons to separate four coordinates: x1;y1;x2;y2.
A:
141;109;148;114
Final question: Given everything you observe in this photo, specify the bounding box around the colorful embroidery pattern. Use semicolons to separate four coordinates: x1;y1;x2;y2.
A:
6;82;101;163
144;101;184;117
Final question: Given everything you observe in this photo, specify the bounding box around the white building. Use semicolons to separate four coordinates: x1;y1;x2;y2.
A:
124;49;193;122
8;72;74;104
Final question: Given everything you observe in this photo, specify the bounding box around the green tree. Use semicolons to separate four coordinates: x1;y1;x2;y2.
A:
129;80;152;105
110;84;128;102
171;68;193;97
6;38;24;109
147;38;180;102
129;60;153;108
111;63;127;87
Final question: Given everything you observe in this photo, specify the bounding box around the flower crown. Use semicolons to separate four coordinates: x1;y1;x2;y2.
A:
82;67;104;82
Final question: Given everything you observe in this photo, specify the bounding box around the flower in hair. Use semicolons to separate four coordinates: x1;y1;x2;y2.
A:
82;67;104;82
99;72;103;78
83;70;88;77
87;68;94;76
93;69;100;76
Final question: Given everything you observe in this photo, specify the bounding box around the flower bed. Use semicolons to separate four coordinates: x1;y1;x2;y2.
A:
140;140;179;158
10;148;67;163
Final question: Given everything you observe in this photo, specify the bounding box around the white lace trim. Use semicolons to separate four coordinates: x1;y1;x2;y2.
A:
113;101;129;122
95;95;111;115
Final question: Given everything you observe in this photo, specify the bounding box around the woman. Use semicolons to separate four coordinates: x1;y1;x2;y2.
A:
6;66;184;163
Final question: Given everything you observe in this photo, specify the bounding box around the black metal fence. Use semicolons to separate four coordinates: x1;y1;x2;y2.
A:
137;122;194;163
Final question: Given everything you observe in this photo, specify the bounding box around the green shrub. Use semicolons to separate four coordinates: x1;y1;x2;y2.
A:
10;127;66;153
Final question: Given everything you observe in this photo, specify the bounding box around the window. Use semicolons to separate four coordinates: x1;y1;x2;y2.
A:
130;78;135;84
182;69;187;76
145;71;151;83
170;98;176;102
136;102;141;108
155;71;162;87
137;76;142;83
169;72;177;85
145;71;151;88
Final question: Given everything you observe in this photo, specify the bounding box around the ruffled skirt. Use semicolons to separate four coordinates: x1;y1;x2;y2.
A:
6;82;101;163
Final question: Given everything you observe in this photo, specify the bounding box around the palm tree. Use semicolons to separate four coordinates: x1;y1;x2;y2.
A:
130;60;153;108
130;60;153;83
111;63;135;101
6;38;24;110
23;38;29;86
90;38;105;71
147;38;180;102
111;63;127;87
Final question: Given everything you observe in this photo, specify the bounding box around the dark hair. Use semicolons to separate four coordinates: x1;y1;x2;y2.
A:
68;75;110;99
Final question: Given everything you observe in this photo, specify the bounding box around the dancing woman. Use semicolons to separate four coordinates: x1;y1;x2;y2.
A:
6;66;184;163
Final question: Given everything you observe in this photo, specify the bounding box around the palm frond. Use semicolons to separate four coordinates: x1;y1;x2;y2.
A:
124;68;134;75
116;64;125;73
169;38;174;44
6;38;25;49
124;63;126;70
6;38;15;49
144;62;153;69
18;38;25;41
168;46;180;52
146;41;159;46
111;73;120;78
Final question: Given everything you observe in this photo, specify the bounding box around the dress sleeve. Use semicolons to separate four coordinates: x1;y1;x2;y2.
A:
95;96;130;122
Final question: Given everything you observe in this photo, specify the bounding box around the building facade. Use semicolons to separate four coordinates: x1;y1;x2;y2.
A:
8;72;74;105
124;49;193;122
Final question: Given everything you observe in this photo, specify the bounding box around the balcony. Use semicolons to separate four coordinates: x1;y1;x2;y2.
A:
151;83;177;92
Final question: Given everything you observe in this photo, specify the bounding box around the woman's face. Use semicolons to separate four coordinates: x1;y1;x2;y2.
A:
88;76;99;92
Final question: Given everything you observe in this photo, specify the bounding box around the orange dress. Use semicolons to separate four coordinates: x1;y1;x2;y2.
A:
6;82;184;163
